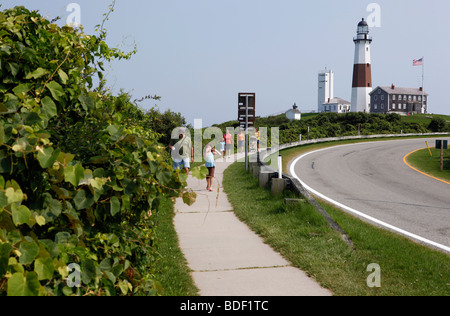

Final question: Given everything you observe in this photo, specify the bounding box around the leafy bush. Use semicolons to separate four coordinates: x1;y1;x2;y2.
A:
0;6;188;296
428;118;448;132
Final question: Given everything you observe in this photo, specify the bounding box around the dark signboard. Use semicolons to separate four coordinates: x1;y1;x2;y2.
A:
238;93;256;129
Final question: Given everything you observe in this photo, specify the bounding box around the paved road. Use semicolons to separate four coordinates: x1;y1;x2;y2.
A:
290;138;450;253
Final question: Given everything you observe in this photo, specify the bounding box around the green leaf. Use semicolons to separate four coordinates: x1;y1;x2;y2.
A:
22;112;41;126
25;67;49;80
46;81;65;101
19;239;39;265
34;257;54;281
81;258;98;284
78;94;94;112
57;69;68;84
12;83;31;97
73;189;95;211
11;204;31;226
41;96;58;118
7;272;41;296
56;151;75;166
64;164;85;187
35;215;46;226
0;243;12;278
44;195;62;217
191;166;209;180
182;191;197;206
37;147;60;169
5;187;24;204
118;280;132;295
106;125;120;136
7;62;19;77
156;169;172;185
110;196;120;216
54;232;72;245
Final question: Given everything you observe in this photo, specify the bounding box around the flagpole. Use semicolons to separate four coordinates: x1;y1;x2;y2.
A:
422;56;424;113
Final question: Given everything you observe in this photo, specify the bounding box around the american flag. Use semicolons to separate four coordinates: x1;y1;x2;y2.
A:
413;58;423;66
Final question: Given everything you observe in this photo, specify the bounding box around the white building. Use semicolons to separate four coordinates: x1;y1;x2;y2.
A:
321;97;351;113
286;104;301;121
318;69;350;113
318;69;334;111
351;18;373;113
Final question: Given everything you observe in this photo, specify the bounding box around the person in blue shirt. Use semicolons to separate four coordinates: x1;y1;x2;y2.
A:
204;143;222;192
219;137;226;158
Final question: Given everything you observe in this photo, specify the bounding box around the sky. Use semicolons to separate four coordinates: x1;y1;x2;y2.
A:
2;0;450;127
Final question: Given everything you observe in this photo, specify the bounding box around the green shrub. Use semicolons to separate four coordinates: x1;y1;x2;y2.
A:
0;6;187;296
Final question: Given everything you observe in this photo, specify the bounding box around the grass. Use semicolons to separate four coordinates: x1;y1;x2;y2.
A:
406;147;450;182
400;113;450;125
223;162;450;296
153;197;199;296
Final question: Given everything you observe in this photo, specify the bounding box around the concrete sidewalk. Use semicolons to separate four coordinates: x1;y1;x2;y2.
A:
174;160;332;296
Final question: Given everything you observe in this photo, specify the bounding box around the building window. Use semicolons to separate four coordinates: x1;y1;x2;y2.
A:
393;103;396;110
374;103;378;110
393;95;396;101
374;96;378;101
403;104;406;110
381;103;384;109
381;95;384;101
403;95;407;101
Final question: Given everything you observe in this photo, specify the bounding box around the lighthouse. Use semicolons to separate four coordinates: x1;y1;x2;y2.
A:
351;18;372;113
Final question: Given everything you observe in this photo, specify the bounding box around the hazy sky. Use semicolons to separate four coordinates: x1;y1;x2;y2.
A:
2;0;450;126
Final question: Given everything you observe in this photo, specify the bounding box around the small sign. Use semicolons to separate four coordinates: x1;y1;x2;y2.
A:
436;140;448;150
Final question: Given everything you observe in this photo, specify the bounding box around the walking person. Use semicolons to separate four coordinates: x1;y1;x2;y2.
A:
256;128;260;151
169;127;194;175
225;129;233;157
219;136;226;159
238;129;245;154
204;143;221;192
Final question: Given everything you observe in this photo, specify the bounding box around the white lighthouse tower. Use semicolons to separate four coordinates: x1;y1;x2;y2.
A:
351;18;372;113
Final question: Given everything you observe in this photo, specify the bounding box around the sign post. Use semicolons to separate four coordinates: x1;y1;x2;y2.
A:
435;140;448;172
238;93;256;171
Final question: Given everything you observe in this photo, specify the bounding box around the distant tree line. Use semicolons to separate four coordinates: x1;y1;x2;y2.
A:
213;112;450;145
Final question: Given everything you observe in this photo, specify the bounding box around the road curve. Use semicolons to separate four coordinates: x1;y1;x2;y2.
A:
289;138;450;253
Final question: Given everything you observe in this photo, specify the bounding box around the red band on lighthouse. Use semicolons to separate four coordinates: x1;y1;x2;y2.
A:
352;64;372;88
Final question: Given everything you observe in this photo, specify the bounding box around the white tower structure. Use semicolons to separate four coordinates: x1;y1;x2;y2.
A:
318;69;334;111
351;18;372;113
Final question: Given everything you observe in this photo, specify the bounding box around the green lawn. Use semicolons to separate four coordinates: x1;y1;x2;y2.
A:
400;113;450;125
223;162;450;296
406;147;450;182
153;197;199;296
